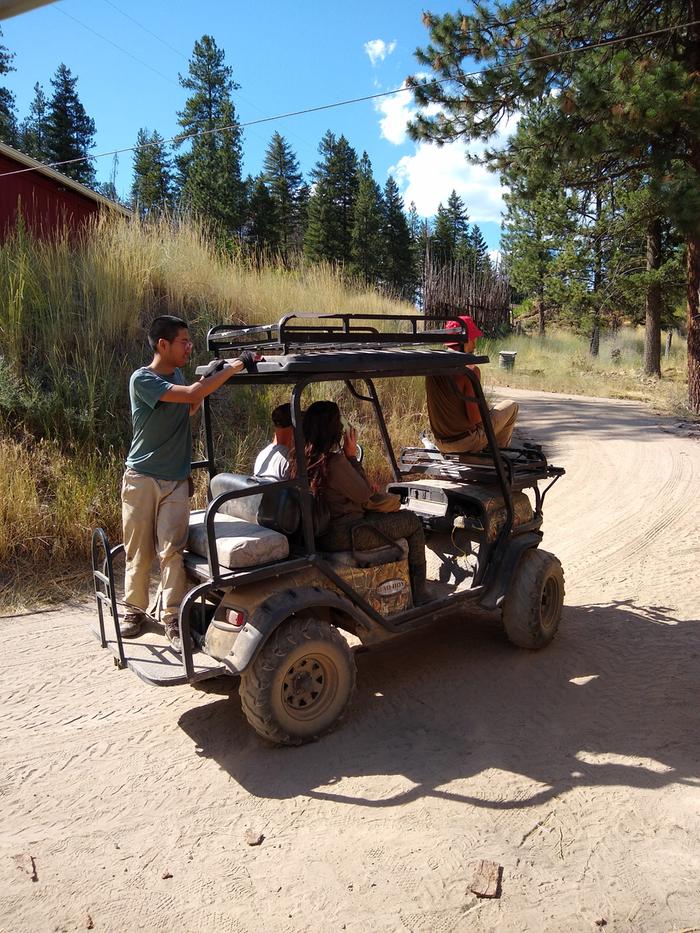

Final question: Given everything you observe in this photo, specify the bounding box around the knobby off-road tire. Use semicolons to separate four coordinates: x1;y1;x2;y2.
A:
501;549;564;649
239;617;356;746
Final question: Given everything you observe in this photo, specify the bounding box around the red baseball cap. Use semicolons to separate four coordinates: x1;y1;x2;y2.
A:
444;315;484;347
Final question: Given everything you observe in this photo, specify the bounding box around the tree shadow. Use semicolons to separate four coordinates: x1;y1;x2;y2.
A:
178;600;700;810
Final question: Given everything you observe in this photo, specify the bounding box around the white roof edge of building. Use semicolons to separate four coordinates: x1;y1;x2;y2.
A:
0;141;133;217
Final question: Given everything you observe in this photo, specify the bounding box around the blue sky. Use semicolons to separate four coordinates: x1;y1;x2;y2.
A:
2;0;508;249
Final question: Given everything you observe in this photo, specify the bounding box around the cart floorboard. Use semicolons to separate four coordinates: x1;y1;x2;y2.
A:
88;618;226;686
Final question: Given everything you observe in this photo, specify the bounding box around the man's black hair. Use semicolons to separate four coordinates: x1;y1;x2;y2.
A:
148;315;189;351
271;403;292;429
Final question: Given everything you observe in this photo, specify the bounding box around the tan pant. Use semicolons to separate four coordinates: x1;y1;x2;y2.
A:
121;468;190;623
437;400;519;454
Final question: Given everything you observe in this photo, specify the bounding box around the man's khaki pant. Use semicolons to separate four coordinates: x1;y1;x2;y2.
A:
437;400;519;454
121;468;190;623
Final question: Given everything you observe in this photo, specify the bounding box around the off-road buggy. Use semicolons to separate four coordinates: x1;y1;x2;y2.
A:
92;313;565;745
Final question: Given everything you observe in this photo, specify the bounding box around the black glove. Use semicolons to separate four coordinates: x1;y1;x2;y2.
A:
237;349;259;373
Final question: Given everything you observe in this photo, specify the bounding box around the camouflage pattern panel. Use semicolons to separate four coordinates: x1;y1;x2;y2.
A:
454;488;533;543
217;558;411;617
330;557;412;615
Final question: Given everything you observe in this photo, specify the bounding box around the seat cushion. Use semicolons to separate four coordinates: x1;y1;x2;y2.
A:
187;510;289;570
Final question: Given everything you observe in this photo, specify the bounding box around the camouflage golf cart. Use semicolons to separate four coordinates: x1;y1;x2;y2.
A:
92;313;565;745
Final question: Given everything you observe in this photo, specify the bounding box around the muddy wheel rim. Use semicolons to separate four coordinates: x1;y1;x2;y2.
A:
540;575;561;633
281;652;339;722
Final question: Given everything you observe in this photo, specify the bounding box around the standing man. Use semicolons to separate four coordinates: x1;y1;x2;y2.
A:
121;314;256;652
426;315;519;454
253;403;293;480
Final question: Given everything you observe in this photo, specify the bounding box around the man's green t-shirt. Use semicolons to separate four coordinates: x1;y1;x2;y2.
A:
125;367;191;481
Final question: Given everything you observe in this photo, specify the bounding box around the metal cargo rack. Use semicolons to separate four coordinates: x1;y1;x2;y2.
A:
206;311;474;356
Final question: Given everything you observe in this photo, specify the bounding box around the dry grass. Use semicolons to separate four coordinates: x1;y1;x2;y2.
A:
479;328;693;418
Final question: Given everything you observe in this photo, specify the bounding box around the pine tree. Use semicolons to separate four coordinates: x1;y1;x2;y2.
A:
468;224;490;273
350;152;384;283
175;35;244;234
262;132;304;259
304;131;359;265
44;63;96;186
19;83;49;159
0;27;18;146
408;3;700;409
382;175;416;299
407;200;429;301
246;174;279;253
131;128;173;217
431;190;470;267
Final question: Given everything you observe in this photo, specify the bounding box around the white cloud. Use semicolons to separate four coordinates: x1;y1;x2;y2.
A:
364;39;396;66
388;113;520;223
376;82;415;145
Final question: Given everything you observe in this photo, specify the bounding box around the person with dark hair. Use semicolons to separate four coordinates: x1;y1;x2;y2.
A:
290;400;429;605
426;314;518;454
121;314;257;652
253;402;293;480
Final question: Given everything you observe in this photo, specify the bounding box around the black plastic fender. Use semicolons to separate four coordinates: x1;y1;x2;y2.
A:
478;532;542;612
227;585;379;674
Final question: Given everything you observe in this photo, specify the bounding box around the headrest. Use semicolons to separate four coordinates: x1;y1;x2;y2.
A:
209;472;300;536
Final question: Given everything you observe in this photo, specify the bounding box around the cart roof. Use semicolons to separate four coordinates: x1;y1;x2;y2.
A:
202;312;490;381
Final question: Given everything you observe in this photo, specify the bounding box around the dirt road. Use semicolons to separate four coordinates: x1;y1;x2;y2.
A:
1;389;699;932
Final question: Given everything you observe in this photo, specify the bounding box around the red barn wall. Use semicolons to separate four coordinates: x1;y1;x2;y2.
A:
0;152;101;239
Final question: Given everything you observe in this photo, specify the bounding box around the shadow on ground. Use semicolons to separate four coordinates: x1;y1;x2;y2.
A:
179;600;700;808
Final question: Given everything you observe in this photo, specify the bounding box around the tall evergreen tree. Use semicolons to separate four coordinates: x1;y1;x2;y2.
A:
409;3;700;410
0;26;17;146
262;132;304;258
382;176;416;299
468;224;490;273
431;190;470;266
350;152;384;283
45;63;96;186
246;174;279;252
175;35;244;234
304;131;359;264
19;83;49;159
131;128;173;217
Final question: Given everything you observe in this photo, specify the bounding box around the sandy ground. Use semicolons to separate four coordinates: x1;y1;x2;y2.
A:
1;388;699;933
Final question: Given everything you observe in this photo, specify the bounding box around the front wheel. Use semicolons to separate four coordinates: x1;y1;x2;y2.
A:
239;617;356;746
501;549;564;649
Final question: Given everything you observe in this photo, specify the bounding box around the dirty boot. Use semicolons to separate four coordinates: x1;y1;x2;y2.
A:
119;611;145;638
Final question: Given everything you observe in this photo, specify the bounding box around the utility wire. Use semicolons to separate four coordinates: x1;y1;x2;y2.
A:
101;0;187;60
1;16;698;181
56;5;180;86
101;0;317;155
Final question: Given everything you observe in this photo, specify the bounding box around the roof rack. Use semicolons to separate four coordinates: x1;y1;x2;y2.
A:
207;312;473;356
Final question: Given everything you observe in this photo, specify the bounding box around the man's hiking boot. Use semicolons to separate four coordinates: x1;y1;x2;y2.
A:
164;618;194;655
119;611;145;638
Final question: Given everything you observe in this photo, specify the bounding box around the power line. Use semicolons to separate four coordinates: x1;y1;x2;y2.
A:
1;16;698;181
100;0;187;61
56;5;179;87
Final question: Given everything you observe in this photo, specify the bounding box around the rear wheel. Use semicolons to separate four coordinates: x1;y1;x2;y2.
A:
501;549;564;649
239;617;356;746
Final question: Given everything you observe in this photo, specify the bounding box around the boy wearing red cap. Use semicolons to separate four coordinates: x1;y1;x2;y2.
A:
426;315;519;454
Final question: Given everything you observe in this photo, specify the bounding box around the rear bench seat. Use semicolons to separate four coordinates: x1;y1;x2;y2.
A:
185;471;410;577
185;472;297;575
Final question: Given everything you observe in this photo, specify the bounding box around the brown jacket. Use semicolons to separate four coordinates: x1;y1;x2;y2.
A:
322;452;371;523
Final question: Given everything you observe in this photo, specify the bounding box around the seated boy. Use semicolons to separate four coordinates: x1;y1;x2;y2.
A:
253;403;293;481
426;315;518;454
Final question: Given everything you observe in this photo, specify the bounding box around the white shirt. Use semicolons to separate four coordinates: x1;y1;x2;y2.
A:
253;442;290;481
